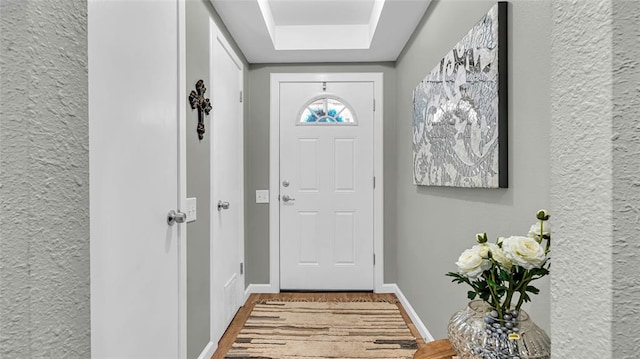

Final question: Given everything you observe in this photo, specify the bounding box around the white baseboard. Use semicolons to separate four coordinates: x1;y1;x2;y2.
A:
383;283;435;343
244;283;278;301
196;341;215;359
377;283;398;294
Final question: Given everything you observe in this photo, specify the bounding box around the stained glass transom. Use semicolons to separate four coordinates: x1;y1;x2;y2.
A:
298;96;356;125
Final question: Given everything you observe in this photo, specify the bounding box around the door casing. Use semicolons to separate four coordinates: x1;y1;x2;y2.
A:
268;73;385;293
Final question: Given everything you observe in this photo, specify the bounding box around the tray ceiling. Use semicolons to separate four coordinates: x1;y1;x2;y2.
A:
210;0;432;63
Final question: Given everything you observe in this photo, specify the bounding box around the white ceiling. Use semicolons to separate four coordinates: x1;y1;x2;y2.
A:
269;1;375;25
210;0;432;63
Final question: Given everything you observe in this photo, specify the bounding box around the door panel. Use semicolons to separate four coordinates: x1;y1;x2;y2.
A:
299;211;320;263
210;20;244;344
89;1;183;357
334;211;355;263
335;139;356;191
299;139;319;190
279;81;374;290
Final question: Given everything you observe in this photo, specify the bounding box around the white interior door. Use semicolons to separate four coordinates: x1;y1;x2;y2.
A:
89;0;186;358
210;20;244;344
279;81;375;290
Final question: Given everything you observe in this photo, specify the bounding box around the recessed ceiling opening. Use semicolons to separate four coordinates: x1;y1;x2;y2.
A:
258;0;385;50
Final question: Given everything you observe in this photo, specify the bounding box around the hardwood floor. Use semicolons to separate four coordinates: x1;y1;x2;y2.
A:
210;292;428;359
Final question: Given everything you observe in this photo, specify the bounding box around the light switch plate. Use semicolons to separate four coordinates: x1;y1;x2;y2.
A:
186;197;197;222
255;190;269;204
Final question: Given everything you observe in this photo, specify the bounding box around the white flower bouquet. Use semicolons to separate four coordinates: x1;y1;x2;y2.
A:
446;210;551;319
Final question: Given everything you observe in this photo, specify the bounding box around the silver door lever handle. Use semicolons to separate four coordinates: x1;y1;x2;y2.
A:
282;195;295;203
217;201;230;211
167;210;187;225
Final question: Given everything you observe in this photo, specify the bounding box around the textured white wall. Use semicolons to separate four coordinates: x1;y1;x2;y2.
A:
550;1;614;357
612;1;640;357
0;0;90;357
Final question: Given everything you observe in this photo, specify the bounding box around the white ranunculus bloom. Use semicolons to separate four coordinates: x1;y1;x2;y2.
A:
472;244;491;258
487;242;513;270
528;221;551;239
501;236;546;269
456;247;491;278
470;243;512;269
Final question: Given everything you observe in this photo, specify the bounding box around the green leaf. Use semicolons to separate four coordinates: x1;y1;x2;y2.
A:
498;270;511;281
445;272;461;279
529;268;549;277
467;291;477;300
526;286;540;294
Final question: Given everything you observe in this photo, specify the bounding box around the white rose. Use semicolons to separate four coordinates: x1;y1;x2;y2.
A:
501;236;546;269
528;222;551;240
456;247;491;278
487;242;513;270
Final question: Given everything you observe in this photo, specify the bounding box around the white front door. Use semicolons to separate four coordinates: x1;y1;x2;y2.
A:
89;0;186;358
210;20;244;344
279;81;375;290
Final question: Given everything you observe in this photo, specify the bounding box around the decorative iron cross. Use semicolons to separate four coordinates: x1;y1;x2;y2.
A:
188;79;212;140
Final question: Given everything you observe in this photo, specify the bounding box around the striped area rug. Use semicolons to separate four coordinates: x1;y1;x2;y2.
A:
224;300;418;359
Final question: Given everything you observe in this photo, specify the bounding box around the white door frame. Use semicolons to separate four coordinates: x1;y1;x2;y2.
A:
178;0;188;356
268;73;384;293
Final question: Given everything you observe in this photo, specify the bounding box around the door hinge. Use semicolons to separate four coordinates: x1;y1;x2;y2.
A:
240;262;244;275
240;90;243;103
373;99;376;112
373;254;376;266
373;176;376;189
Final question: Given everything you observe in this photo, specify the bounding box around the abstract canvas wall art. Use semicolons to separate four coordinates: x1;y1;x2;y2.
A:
412;2;507;188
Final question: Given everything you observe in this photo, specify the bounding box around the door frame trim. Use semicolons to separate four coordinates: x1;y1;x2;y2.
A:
268;72;384;293
177;0;187;357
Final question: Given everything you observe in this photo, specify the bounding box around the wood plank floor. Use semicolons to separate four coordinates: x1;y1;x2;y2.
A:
211;292;427;359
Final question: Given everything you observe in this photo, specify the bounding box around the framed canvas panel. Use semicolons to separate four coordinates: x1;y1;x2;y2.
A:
412;2;508;188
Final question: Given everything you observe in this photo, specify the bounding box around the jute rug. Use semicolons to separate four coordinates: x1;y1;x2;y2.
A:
224;299;418;359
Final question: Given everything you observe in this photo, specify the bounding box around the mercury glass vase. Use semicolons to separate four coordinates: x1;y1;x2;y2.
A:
447;300;550;359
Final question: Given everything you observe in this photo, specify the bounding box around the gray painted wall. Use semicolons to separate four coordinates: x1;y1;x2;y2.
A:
186;0;212;357
245;63;398;285
185;0;249;357
612;2;640;355
0;0;91;357
2;1;638;357
394;0;551;340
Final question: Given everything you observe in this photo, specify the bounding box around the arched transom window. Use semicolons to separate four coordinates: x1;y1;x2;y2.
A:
298;95;357;125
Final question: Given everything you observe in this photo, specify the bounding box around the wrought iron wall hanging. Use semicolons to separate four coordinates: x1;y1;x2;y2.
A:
188;79;212;140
